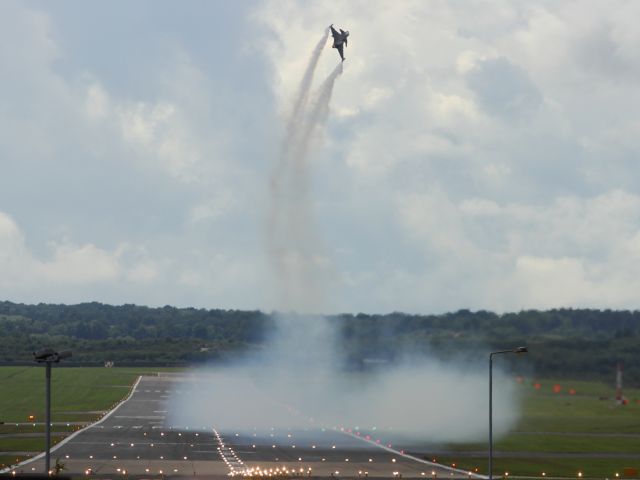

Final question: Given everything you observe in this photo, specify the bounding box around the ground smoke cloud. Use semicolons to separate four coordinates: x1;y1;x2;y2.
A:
168;31;521;446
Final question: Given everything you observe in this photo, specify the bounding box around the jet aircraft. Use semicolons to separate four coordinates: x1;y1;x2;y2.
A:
330;24;349;61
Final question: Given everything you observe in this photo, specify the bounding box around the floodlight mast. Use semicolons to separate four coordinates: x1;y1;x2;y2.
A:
489;347;527;480
33;349;72;474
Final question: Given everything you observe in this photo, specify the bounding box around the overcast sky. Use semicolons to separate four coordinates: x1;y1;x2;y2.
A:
2;0;640;314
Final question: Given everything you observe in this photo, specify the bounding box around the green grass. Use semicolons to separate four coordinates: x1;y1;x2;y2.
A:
0;456;28;469
0;424;78;434
515;381;640;434
445;433;640;454
0;366;179;468
0;366;137;422
0;366;180;422
428;378;640;477
0;435;66;452
434;456;639;477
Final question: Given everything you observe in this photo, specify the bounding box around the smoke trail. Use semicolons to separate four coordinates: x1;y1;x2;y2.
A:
269;30;330;257
286;29;330;137
293;62;343;165
267;31;340;313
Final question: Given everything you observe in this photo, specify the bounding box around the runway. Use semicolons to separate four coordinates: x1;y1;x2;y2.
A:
10;374;484;479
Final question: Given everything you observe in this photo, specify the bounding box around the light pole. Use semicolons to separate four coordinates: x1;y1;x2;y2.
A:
33;349;72;475
489;347;527;480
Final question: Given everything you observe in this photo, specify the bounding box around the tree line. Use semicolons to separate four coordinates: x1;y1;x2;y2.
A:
0;301;638;384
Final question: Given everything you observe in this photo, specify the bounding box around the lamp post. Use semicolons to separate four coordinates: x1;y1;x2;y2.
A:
33;349;72;475
489;347;527;480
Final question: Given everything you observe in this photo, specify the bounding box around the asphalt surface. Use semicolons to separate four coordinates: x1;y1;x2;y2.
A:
10;375;482;479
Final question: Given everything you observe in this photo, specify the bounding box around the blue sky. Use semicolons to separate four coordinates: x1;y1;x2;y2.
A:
2;0;640;314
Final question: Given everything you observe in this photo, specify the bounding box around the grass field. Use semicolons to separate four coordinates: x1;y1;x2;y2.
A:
0;366;143;422
0;366;180;469
431;378;640;477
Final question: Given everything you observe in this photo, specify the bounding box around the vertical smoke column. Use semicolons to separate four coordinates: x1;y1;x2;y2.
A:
268;29;342;312
284;64;343;309
286;30;330;138
293;62;344;163
262;30;344;423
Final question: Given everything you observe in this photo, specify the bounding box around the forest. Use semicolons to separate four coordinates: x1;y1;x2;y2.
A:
0;301;638;384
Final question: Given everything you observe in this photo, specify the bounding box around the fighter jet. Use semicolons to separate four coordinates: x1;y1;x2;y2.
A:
330;24;349;61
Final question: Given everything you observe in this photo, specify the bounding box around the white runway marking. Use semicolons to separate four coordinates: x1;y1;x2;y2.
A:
114;416;165;419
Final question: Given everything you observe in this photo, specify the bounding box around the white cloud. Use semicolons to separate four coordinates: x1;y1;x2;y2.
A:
85;83;110;120
253;0;640;313
393;190;640;312
187;191;235;226
42;242;120;283
0;212;24;257
118;100;204;182
0;1;639;313
0;211;121;289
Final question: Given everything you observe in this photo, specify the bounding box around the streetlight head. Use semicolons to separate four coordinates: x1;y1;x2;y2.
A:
33;348;72;363
33;349;55;362
514;346;528;354
57;350;73;361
